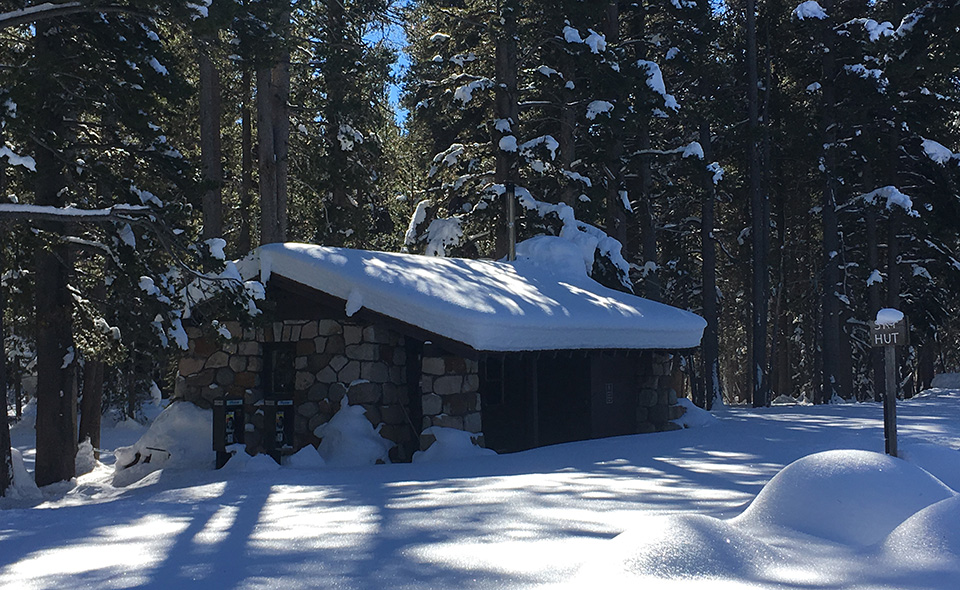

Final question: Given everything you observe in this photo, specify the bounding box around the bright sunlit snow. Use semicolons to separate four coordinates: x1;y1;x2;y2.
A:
4;387;960;589
241;242;705;351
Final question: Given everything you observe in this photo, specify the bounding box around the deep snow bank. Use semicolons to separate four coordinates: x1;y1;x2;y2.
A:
882;495;960;568
580;513;776;584
733;449;954;545
581;449;958;586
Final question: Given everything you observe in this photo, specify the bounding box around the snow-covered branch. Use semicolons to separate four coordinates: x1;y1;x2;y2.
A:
0;203;153;224
0;2;147;29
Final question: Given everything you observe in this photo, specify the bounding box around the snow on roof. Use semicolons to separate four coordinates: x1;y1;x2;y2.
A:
247;240;705;352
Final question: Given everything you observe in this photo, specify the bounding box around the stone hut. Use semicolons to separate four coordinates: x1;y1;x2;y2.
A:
174;241;706;461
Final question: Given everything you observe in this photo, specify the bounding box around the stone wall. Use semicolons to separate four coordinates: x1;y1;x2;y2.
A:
637;351;686;433
419;354;482;448
176;316;687;462
175;319;419;462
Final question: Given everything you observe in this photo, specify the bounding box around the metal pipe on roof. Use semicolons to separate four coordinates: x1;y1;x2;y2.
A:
506;182;516;261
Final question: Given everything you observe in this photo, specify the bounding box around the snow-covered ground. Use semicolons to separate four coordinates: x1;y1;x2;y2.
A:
3;387;960;589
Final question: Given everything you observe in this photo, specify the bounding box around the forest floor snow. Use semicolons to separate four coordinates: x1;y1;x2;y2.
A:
3;387;960;589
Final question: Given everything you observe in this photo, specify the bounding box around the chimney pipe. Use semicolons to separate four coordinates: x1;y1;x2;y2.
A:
506;182;516;261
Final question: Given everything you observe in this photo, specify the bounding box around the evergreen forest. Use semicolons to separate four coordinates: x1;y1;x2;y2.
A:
1;0;959;490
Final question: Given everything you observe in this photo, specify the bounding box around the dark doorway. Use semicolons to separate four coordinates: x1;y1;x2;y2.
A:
479;355;531;453
537;355;591;446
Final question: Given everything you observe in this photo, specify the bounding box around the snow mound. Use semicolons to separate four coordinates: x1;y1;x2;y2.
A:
112;402;214;487
221;451;282;473
315;403;394;467
4;448;41;500
931;372;960;389
581;514;775;583
733;450;954;546
672;398;717;428
412;427;496;463
882;495;960;568
899;442;960;492
9;398;37;431
75;438;97;476
770;394;798;405
286;445;327;469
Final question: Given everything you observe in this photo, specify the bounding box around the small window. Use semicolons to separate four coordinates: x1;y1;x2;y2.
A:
263;343;296;396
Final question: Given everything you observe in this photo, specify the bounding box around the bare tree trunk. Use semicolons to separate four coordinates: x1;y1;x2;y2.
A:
0;228;11;496
603;1;627;248
819;0;842;404
625;5;659;301
274;53;290;241
327;0;349;209
32;23;79;487
257;64;279;244
700;120;721;409
77;276;106;455
747;0;768;407
33;150;79;487
238;66;254;253
199;36;224;240
887;212;902;397
866;203;884;402
257;9;290;245
557;49;577;207
493;0;519;258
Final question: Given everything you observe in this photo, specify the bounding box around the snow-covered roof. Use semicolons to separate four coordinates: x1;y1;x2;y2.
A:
246;240;705;352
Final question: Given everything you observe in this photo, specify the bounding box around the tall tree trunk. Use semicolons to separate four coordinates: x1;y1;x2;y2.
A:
603;1;627;248
257;65;279;244
819;0;842;404
32;24;79;487
199;36;224;241
887;212;901;397
33;148;79;488
327;0;350;209
0;227;11;496
257;9;290;245
77;275;106;455
700;120;721;409
747;0;768;407
557;49;577;207
238;66;254;253
625;5;659;301
865;202;884;402
493;0;519;258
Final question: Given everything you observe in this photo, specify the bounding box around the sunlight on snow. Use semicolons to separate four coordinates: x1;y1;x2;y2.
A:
0;515;189;589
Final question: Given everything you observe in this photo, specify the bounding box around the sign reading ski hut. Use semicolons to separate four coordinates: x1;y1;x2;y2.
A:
175;240;706;462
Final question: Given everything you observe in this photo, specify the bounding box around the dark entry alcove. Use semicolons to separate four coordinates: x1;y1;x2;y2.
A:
537;356;591;447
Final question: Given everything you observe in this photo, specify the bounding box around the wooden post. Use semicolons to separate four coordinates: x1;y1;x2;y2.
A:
883;345;898;457
871;310;907;458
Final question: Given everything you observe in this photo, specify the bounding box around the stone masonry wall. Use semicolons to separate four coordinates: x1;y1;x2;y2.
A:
175;319;418;462
418;354;482;449
637;351;686;433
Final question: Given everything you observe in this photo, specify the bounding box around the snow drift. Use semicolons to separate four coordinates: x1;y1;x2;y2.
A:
732;449;954;545
112;401;214;487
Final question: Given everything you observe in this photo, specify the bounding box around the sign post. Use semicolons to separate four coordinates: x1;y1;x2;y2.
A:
871;309;907;458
